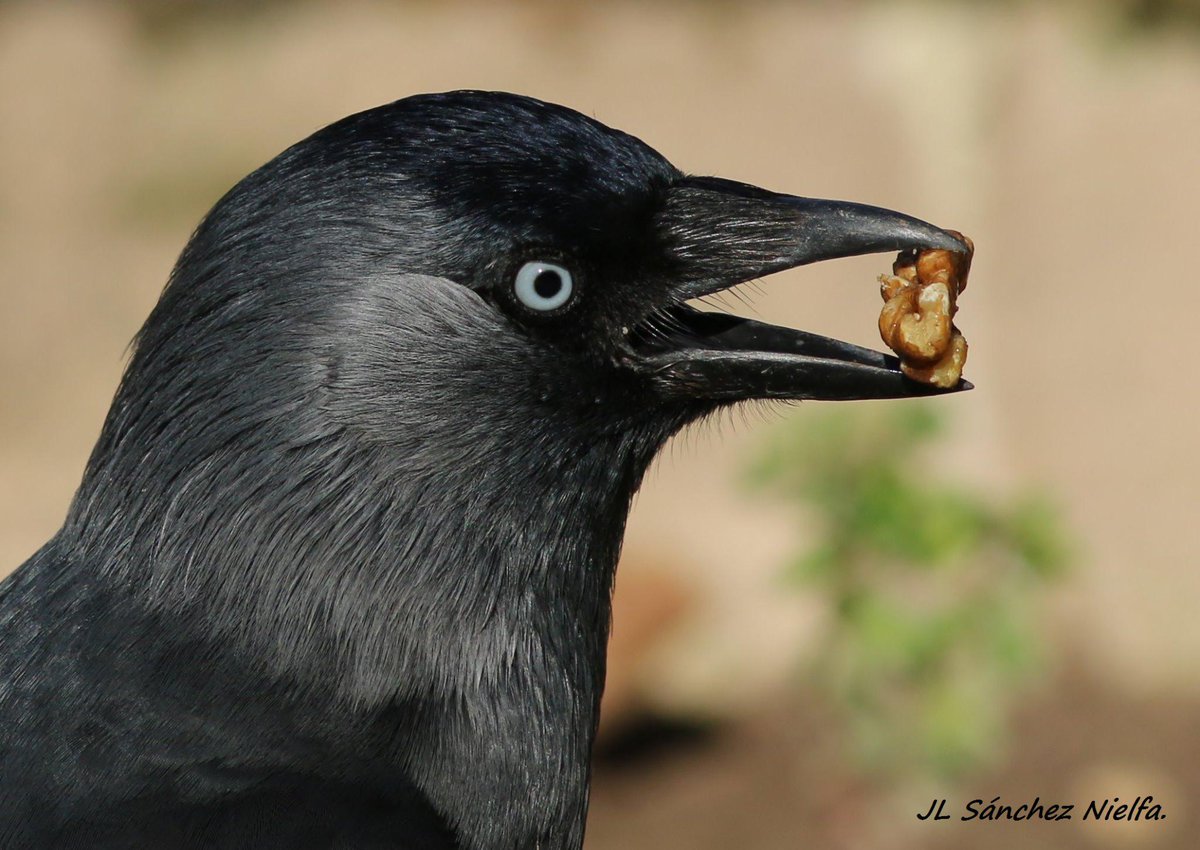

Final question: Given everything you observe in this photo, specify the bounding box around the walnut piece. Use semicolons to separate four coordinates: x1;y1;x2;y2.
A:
878;231;973;388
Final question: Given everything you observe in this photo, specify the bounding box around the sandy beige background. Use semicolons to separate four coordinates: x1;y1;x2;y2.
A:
1;1;1197;847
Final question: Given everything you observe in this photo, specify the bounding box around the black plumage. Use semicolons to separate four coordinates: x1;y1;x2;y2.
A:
0;91;966;849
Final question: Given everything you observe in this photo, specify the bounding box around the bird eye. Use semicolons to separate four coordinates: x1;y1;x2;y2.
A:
513;261;574;312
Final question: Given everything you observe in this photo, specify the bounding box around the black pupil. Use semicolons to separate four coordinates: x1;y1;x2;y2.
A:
533;270;563;300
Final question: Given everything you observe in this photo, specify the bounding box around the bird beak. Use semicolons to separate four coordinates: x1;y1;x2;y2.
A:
630;176;973;402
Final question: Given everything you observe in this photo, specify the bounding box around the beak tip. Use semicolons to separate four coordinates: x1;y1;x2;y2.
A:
942;231;972;255
911;225;970;255
900;374;973;398
937;232;970;254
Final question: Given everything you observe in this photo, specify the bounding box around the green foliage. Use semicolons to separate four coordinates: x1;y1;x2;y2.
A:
747;404;1071;781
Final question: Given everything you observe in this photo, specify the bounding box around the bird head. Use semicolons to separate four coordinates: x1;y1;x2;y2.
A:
271;90;969;420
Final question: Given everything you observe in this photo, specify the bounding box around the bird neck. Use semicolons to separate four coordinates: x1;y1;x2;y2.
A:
68;410;665;702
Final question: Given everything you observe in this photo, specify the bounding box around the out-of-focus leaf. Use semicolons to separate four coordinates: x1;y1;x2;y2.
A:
1004;495;1073;577
746;403;1073;781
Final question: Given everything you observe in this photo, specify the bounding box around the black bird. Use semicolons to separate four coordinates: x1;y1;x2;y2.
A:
0;91;968;849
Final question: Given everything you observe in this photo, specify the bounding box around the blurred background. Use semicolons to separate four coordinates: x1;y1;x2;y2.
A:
1;0;1197;847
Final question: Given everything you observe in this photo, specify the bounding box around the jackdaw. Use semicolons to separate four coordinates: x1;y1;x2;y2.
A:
0;90;968;849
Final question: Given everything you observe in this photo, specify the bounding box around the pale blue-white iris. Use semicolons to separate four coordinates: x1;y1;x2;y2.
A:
514;261;574;312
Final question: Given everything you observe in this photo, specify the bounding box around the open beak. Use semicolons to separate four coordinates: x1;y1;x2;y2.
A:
631;176;973;402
